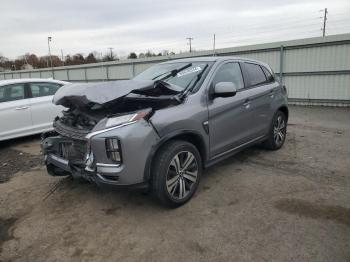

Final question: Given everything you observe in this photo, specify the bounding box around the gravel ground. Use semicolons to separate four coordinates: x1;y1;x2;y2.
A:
0;146;41;183
0;106;349;262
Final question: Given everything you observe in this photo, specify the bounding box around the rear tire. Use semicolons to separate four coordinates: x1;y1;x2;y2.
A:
263;110;287;150
151;140;202;208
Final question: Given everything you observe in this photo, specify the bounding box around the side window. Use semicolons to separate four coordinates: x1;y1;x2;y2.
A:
212;62;244;90
244;63;267;86
0;84;25;103
261;66;275;82
30;83;61;98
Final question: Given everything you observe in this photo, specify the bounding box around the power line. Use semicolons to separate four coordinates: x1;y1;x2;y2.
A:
209;24;321;43
127;22;314;50
103;16;336;53
327;18;350;24
211;22;322;40
117;20;325;53
214;28;321;46
187;18;324;43
200;15;321;37
223;17;320;32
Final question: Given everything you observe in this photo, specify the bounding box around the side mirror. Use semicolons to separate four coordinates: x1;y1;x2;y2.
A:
213;82;237;98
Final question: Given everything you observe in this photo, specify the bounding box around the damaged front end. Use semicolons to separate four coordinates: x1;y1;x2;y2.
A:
41;80;181;185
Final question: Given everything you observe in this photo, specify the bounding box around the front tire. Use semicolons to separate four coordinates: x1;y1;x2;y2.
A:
263;110;287;150
152;140;202;208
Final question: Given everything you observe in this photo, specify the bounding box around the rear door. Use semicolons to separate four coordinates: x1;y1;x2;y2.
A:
29;82;63;133
0;83;32;140
241;62;276;137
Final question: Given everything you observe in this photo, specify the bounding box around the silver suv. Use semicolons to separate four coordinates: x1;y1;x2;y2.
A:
42;56;288;207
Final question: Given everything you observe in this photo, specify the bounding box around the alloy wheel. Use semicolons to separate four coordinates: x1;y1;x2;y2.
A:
166;151;198;200
273;115;286;146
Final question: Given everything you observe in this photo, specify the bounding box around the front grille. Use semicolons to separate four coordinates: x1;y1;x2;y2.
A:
59;139;87;163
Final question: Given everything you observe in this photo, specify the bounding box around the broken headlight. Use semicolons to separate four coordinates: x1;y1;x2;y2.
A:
105;110;150;128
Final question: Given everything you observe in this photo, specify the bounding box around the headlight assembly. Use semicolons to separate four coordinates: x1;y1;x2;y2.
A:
105;110;151;129
85;109;152;140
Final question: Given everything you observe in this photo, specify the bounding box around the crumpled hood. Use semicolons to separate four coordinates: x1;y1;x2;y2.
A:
53;80;157;108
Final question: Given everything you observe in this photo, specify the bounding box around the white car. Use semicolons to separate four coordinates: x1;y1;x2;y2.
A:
0;78;69;141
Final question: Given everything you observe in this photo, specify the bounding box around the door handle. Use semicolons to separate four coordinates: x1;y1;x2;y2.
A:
15;106;29;110
269;89;275;98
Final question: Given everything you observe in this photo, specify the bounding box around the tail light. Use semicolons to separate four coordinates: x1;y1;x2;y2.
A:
105;138;122;164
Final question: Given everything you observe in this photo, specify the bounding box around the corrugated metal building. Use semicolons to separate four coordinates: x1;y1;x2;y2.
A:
1;33;350;106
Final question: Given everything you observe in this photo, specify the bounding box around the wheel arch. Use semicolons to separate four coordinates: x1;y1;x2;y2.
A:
278;105;289;121
143;130;208;182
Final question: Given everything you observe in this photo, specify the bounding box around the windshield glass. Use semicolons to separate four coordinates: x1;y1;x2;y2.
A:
134;62;212;89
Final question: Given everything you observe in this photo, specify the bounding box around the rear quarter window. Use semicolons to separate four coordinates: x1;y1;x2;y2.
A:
261;66;275;82
244;63;267;86
30;82;61;97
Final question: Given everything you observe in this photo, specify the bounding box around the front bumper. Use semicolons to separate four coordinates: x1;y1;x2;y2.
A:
42;120;160;187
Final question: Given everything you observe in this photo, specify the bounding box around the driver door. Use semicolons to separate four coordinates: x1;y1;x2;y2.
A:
207;62;252;158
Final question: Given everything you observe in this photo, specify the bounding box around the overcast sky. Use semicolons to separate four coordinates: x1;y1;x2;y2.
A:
1;0;350;59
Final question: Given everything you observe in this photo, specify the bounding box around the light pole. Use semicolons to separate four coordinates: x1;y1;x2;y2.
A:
47;36;54;78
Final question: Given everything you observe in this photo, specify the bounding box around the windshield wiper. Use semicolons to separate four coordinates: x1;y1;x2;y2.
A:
151;63;192;81
151;72;168;80
178;64;209;100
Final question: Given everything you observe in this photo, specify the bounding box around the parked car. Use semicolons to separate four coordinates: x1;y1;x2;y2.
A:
41;57;288;207
0;78;69;141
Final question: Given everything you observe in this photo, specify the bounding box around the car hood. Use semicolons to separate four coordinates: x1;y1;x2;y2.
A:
53;79;182;108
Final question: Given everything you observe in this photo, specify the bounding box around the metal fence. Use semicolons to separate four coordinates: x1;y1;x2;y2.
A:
1;33;350;106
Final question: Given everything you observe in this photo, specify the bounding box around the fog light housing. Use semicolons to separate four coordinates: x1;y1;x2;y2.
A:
105;138;122;164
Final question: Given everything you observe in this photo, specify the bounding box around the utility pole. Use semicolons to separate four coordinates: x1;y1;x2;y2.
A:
322;8;328;37
108;47;114;60
61;49;64;66
213;34;216;56
186;37;194;53
47;36;54;78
